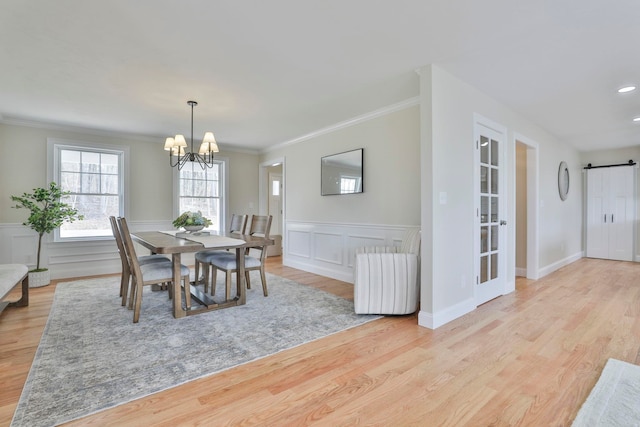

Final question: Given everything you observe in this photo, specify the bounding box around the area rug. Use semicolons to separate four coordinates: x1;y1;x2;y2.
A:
11;274;380;427
572;358;640;426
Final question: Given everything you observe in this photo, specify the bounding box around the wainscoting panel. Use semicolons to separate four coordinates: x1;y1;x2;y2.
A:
287;229;312;258
0;221;172;280
2;220;418;283
314;232;343;265
10;233;38;265
284;221;414;283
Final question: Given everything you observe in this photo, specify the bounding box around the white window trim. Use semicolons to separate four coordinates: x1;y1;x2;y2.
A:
47;137;130;242
172;156;229;232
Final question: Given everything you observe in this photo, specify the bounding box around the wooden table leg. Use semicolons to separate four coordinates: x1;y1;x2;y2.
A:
236;246;246;305
172;253;187;318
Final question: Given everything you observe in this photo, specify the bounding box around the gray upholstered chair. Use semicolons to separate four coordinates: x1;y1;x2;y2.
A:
203;215;272;300
353;228;421;315
194;214;248;294
117;217;191;323
109;216;171;306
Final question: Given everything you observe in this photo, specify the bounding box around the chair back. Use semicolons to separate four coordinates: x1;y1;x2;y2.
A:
400;228;421;256
116;217;143;281
248;215;272;238
109;216;130;273
229;214;248;234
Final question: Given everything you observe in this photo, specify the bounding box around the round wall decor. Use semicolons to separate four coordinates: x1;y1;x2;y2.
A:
558;161;569;201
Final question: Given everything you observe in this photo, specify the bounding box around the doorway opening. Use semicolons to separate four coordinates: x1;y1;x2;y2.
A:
259;157;285;257
514;135;539;280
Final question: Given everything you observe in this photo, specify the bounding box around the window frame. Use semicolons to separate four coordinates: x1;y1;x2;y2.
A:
47;138;129;242
173;157;229;234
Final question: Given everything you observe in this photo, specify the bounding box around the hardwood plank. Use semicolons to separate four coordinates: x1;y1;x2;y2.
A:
1;257;639;426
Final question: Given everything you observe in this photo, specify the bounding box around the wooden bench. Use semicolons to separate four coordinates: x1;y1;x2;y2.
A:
0;264;29;314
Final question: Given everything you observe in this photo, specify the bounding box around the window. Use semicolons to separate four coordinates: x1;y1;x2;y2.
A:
49;139;126;240
340;176;359;194
178;160;225;234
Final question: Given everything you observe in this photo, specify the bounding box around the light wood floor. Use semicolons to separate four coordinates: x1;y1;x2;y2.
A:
1;257;639;426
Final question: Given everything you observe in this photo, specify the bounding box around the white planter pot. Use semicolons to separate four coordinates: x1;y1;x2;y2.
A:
28;270;50;288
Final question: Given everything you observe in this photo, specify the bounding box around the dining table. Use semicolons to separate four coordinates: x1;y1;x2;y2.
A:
131;230;273;318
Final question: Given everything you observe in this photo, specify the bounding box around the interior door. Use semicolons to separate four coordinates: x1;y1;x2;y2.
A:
586;166;634;261
475;122;507;305
608;167;634;261
268;172;282;236
585;168;609;259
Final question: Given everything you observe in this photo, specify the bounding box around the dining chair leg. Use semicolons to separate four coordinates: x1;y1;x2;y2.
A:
119;273;125;298
128;277;137;310
259;269;268;297
203;263;210;294
121;269;131;306
211;266;218;296
183;278;191;309
210;264;217;296
195;260;201;286
225;272;232;301
133;280;144;323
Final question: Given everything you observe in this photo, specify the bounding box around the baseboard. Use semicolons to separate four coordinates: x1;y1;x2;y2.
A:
537;251;583;279
515;267;527;277
417;297;475;330
284;257;354;283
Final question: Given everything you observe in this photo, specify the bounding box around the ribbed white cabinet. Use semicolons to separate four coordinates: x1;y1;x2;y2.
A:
585;166;635;261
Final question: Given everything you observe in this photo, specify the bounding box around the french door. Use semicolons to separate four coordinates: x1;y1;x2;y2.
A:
475;120;507;305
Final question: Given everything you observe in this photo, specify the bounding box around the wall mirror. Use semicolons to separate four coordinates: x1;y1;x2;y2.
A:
321;148;363;195
558;161;569;201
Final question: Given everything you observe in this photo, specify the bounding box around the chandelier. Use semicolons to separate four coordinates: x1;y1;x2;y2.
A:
163;100;219;170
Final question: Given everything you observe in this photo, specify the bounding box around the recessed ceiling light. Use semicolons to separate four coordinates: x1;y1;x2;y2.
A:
633;117;640;122
618;86;636;93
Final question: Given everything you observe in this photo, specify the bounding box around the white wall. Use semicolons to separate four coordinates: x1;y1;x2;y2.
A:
261;104;421;281
419;65;583;329
0;121;260;278
265;106;421;224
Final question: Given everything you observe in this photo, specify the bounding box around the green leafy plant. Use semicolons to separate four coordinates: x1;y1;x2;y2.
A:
172;211;212;228
11;182;84;271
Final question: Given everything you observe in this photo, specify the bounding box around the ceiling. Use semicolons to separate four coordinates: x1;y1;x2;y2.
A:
1;1;639;152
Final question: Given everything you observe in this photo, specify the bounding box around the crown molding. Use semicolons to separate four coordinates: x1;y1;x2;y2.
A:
263;96;420;153
0;115;260;155
1;97;420;156
0;115;162;143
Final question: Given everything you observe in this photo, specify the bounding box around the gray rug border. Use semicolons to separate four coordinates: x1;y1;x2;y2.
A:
11;273;382;426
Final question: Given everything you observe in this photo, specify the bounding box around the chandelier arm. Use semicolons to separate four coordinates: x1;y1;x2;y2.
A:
169;150;181;168
178;153;191;170
194;153;214;169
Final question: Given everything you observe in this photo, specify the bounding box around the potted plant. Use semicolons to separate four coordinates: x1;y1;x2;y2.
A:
11;182;83;287
172;211;212;232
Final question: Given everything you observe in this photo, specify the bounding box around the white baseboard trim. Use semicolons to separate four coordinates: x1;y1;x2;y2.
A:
515;267;527;277
284;257;354;283
417;297;476;330
537;251;583;279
